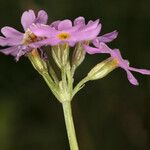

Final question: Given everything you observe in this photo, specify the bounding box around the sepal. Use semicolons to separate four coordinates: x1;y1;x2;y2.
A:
87;58;118;80
28;49;48;74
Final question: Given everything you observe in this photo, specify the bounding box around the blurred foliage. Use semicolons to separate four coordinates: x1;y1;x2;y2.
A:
0;0;150;149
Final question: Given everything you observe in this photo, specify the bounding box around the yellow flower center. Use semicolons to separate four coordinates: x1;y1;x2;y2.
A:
112;58;119;66
57;32;70;40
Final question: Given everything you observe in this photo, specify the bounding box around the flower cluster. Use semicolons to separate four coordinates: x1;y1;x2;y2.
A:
0;9;150;85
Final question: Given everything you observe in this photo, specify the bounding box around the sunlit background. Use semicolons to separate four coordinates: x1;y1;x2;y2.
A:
0;0;150;149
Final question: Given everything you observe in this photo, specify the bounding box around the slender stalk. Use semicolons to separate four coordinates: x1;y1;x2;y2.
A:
73;76;89;97
62;101;79;150
41;73;61;102
47;62;59;84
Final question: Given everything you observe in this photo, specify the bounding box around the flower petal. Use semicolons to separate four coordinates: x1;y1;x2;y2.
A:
0;36;22;46
73;24;101;41
64;24;81;33
92;38;101;47
46;37;60;46
29;39;50;48
67;41;76;47
58;20;72;30
21;10;36;30
98;30;118;43
0;46;19;56
30;37;60;47
129;67;150;75
35;10;48;24
15;45;30;61
0;27;23;46
1;26;23;38
84;42;111;54
111;49;123;61
97;42;112;53
80;19;100;32
84;45;101;54
30;24;57;37
74;17;85;26
125;69;139;85
50;20;61;29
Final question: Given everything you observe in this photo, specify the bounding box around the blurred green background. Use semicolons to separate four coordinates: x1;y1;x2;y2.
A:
0;0;150;149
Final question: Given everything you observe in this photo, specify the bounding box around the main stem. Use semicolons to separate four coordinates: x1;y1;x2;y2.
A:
62;101;79;150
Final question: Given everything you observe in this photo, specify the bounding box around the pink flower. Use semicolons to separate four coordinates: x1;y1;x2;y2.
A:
84;43;150;85
0;10;48;61
30;17;101;47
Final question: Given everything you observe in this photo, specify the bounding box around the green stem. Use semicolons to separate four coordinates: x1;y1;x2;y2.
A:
47;62;59;84
62;101;79;150
41;73;61;102
73;76;89;97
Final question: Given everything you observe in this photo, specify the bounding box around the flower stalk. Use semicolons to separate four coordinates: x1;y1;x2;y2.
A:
62;101;79;150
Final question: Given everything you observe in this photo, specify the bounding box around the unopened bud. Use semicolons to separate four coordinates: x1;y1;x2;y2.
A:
72;43;86;68
28;49;48;74
52;44;69;68
87;57;118;80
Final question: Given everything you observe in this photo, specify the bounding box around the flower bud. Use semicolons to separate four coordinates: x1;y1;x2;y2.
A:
72;43;86;69
87;57;118;80
28;49;48;74
52;44;69;68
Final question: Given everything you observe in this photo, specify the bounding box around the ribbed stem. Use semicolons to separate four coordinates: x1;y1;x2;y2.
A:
62;101;79;150
41;73;61;102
